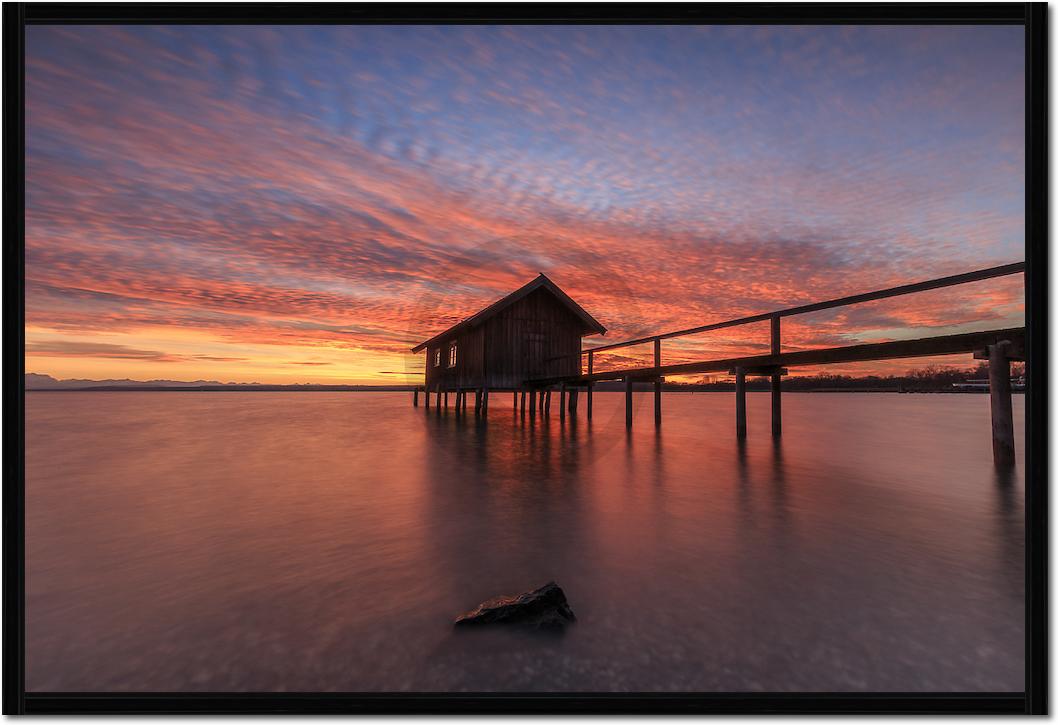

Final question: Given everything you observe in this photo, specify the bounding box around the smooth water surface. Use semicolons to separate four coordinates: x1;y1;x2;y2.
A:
25;391;1025;692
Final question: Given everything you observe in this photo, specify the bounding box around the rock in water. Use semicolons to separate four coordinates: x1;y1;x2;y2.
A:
454;582;576;629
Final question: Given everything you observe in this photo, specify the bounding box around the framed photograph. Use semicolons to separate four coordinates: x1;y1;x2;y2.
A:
4;2;1047;715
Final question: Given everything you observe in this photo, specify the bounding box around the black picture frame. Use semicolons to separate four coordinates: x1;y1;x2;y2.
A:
2;2;1047;715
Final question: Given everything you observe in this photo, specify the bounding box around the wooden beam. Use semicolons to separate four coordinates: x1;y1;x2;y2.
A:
989;343;1015;466
735;368;747;439
532;327;1025;386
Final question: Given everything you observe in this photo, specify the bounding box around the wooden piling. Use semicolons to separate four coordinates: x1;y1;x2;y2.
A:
735;367;747;439
625;376;633;428
520;390;526;414
770;316;782;436
424;388;430;409
482;387;489;415
413;388;419;407
545;389;551;414
560;384;566;421
654;339;662;427
529;389;537;414
586;351;595;420
444;391;449;409
568;388;579;414
474;388;482;416
770;373;782;436
988;342;1015;466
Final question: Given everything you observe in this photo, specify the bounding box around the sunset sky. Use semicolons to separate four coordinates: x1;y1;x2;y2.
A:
26;25;1025;384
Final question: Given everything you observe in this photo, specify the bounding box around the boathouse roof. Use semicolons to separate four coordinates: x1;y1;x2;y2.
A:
411;274;606;353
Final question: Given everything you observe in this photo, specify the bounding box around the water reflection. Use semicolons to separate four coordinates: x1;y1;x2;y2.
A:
24;391;1025;692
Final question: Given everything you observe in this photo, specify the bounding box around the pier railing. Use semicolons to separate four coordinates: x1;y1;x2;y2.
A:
573;262;1025;378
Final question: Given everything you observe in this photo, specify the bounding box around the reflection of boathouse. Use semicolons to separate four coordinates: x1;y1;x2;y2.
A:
411;274;606;394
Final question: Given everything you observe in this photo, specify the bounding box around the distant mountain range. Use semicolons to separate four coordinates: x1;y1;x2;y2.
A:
24;373;416;392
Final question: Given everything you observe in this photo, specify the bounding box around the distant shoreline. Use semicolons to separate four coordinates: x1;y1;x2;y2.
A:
25;386;1024;394
25;385;418;392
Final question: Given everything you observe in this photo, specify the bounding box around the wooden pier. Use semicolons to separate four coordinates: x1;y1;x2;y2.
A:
414;262;1025;466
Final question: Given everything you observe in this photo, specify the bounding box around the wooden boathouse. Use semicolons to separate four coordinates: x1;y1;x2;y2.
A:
411;274;606;413
412;262;1025;467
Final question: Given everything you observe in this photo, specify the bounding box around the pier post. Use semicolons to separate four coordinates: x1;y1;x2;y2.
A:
413;388;419;407
444;391;449;409
560;384;566;421
545;389;551;414
654;339;662;427
482;387;488;415
771;373;782;436
520;390;526;414
988;342;1015;466
474;388;482;416
587;351;594;421
771;317;782;436
513;391;517;408
735;367;747;439
625;376;633;428
424;388;430;409
568;388;579;414
529;389;537;414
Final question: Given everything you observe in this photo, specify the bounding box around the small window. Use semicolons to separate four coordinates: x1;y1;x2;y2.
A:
434;349;441;367
448;343;458;367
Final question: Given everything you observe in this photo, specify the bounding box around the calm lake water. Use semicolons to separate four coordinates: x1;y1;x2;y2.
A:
25;391;1024;692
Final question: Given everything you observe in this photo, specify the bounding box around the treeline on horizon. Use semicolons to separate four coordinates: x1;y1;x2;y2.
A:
655;361;1027;393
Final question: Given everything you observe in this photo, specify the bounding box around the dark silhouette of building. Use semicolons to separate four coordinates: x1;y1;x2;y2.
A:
411;274;605;393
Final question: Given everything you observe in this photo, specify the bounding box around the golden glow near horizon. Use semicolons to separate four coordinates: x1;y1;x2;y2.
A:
25;26;1025;384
